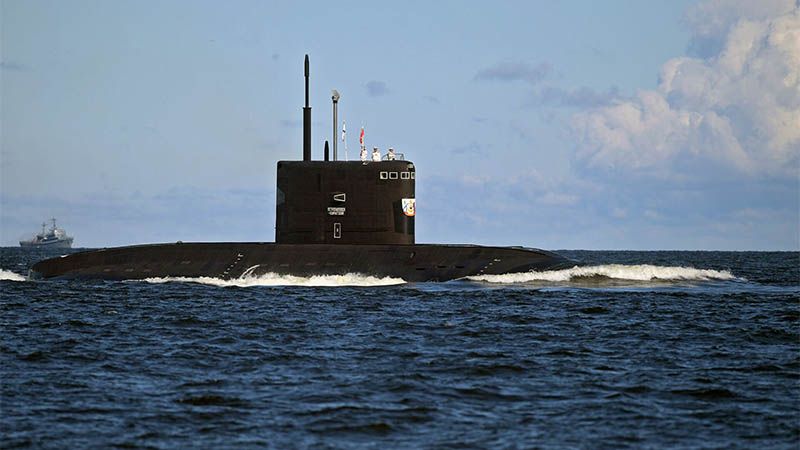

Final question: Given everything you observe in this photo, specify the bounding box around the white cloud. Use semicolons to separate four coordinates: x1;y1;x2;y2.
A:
572;1;799;177
474;61;552;85
539;192;579;206
685;0;794;55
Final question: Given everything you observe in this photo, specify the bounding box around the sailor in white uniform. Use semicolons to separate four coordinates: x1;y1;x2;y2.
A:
360;146;367;162
372;147;381;162
387;147;396;161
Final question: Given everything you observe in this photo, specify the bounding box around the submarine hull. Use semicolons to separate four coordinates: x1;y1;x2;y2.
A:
30;243;573;282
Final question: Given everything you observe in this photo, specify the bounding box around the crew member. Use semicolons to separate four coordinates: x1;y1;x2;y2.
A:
387;147;396;161
360;146;367;162
372;147;381;162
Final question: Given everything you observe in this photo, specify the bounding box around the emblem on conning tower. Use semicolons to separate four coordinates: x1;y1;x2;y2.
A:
402;198;416;217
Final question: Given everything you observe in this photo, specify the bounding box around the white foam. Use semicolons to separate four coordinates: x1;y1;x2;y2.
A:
142;272;406;287
0;269;27;282
466;264;737;283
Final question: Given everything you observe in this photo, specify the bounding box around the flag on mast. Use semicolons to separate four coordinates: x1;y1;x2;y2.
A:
359;126;365;147
342;121;348;161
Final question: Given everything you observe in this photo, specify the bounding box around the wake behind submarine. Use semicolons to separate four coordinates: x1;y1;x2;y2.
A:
31;55;573;282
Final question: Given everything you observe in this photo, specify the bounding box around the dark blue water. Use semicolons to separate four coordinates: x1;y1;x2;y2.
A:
2;248;798;448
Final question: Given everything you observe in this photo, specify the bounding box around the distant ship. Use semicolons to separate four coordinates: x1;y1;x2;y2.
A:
20;218;74;249
31;56;572;281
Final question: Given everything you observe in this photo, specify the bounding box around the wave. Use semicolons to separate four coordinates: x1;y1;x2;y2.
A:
142;272;406;287
0;269;27;282
466;264;737;284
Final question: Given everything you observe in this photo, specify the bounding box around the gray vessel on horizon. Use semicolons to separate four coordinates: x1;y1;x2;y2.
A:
20;218;74;249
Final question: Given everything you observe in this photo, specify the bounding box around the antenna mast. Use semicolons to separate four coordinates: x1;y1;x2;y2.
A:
332;90;340;161
302;55;311;161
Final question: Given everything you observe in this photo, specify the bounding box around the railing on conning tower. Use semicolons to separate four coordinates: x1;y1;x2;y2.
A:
381;153;405;161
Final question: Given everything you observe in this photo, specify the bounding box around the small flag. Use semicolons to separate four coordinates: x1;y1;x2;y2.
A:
359;127;365;146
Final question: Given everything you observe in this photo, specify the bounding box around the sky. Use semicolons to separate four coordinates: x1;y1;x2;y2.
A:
1;0;798;250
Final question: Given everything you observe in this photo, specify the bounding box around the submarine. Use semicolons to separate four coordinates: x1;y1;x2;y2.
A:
31;55;572;282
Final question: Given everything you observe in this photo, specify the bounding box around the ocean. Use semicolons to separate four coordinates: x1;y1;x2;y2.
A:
1;248;798;449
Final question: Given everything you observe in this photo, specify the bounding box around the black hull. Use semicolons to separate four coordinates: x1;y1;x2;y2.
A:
30;243;573;283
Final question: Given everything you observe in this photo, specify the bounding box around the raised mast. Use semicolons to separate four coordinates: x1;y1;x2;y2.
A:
332;90;340;160
302;55;311;161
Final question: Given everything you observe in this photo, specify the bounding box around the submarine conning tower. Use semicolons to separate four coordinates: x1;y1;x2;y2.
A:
275;55;415;245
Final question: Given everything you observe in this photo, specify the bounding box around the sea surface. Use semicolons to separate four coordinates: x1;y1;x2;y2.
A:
1;248;798;449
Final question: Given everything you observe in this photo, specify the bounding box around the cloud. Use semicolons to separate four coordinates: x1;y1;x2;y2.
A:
539;191;579;206
451;142;486;156
365;80;389;97
474;61;552;85
530;86;622;108
0;61;27;71
684;0;795;57
418;167;798;249
1;187;273;247
280;119;322;128
280;119;302;128
571;1;800;178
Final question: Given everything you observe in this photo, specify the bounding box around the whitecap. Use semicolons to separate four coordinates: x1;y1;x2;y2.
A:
142;272;406;287
0;269;27;282
466;264;737;284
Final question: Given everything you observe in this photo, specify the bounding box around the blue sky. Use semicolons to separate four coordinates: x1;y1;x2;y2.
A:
2;0;798;249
